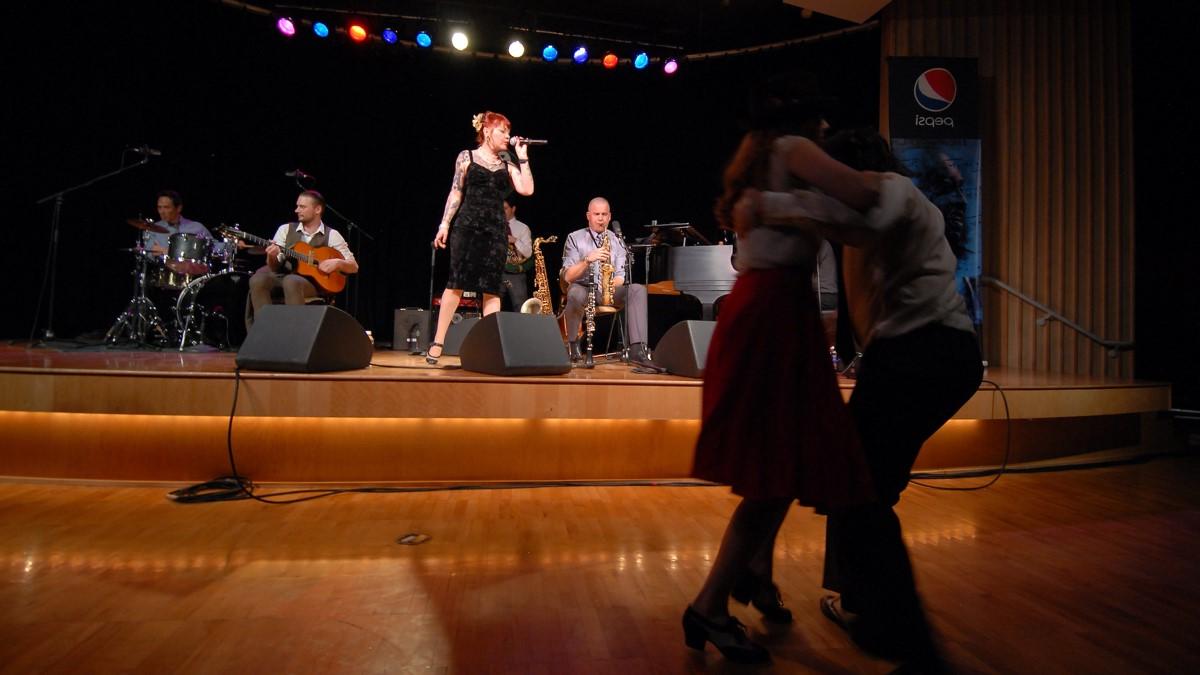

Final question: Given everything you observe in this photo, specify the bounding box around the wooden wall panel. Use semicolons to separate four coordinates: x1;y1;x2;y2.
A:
881;0;1135;377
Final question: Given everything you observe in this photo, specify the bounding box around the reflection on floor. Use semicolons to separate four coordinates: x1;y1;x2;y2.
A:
1;455;1198;673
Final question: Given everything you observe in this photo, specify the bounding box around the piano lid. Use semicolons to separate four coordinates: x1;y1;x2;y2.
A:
668;245;736;290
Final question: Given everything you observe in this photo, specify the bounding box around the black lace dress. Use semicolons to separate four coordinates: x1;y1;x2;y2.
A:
447;151;513;295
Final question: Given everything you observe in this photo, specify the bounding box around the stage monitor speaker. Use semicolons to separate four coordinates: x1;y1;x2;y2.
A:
236;305;372;373
654;320;716;378
392;308;431;353
459;312;571;376
442;316;480;356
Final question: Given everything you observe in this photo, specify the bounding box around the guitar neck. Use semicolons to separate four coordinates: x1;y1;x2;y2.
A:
229;228;318;265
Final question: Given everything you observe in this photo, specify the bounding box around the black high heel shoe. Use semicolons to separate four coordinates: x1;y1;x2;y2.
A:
425;342;444;365
682;606;770;664
731;573;793;624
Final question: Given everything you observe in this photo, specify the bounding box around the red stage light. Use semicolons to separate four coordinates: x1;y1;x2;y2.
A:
602;53;618;69
349;24;368;42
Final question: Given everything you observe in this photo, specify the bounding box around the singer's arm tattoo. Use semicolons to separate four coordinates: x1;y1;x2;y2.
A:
440;151;470;225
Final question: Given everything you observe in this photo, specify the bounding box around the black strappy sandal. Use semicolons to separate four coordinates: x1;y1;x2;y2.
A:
425;342;444;365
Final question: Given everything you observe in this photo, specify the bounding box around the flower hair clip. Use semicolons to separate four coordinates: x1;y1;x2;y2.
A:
471;113;484;131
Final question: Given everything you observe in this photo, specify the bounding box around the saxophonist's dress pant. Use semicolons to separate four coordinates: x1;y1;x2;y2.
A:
564;282;648;344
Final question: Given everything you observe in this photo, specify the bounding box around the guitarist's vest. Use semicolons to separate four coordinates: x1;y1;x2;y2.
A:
283;226;328;276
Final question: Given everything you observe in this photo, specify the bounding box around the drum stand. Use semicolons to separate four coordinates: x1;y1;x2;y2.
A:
174;276;209;351
105;246;169;346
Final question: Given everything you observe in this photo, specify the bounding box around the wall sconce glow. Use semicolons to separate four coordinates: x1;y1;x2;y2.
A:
572;46;588;63
542;45;558;61
348;24;368;42
415;31;432;47
276;18;296;37
313;22;330;38
508;40;526;58
633;52;649;70
381;28;398;44
663;58;679;75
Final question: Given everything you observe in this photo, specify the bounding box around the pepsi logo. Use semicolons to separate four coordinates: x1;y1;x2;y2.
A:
913;68;957;113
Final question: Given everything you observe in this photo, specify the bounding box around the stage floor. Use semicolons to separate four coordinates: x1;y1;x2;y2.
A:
0;343;1176;483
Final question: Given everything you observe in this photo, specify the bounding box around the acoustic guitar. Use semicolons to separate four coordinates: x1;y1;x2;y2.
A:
218;225;347;294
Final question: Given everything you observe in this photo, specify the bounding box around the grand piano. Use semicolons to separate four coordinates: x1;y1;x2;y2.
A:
636;223;737;320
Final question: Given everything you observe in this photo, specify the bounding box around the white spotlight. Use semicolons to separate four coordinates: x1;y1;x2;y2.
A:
451;31;469;51
508;40;526;58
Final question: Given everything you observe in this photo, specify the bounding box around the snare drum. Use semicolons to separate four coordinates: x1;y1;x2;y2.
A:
166;233;212;275
147;265;196;291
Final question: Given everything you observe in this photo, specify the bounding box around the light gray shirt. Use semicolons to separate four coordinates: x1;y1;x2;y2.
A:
561;227;628;285
759;173;973;346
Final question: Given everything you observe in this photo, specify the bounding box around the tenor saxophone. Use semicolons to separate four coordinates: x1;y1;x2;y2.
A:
597;231;617;313
520;236;557;315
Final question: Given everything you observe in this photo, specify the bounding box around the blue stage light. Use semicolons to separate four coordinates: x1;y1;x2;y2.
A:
313;22;330;38
634;52;649;70
416;30;432;48
382;28;398;44
573;46;588;63
542;45;558;61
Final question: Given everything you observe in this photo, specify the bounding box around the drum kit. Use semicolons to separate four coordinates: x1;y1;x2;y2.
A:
105;218;264;349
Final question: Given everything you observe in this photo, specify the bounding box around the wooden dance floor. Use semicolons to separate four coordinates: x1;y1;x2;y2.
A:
0;343;1175;483
0;454;1197;673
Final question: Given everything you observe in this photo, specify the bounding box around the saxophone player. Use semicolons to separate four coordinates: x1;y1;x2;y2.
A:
560;197;656;368
500;198;534;310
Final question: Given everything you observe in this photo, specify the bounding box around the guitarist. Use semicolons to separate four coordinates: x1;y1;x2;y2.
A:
248;190;358;320
500;198;533;310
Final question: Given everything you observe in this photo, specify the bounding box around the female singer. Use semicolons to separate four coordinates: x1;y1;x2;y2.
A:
426;111;534;364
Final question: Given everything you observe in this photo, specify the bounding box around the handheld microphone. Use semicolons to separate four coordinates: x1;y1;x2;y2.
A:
129;145;162;156
285;168;314;180
510;137;549;146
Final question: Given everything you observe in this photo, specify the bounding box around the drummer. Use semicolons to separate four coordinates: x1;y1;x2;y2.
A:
144;190;212;255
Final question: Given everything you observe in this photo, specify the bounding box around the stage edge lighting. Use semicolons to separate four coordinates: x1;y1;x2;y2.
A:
416;30;432;47
276;17;296;37
633;52;649;70
572;46;588;63
349;23;368;42
542;45;558;61
451;31;469;51
508;40;526;58
663;58;679;75
382;28;399;44
313;22;330;38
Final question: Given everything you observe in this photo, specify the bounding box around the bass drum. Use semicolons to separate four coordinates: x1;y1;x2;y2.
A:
175;271;251;349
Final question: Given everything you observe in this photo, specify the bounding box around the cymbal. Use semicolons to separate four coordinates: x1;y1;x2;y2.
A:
126;218;168;234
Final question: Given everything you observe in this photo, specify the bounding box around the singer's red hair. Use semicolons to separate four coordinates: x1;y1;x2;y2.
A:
475;111;511;144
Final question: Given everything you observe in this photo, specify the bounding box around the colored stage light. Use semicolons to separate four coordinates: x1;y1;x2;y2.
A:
573;46;588;63
663;58;679;75
349;24;368;42
313;22;330;38
542;45;558;61
451;31;469;51
602;53;618;69
508;40;526;58
633;52;649;70
276;18;296;37
382;28;398;44
415;30;432;48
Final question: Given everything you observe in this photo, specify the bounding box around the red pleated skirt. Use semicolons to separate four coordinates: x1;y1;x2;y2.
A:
691;268;873;512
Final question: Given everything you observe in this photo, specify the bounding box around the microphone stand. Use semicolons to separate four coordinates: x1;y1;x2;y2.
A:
292;176;375;321
32;152;151;345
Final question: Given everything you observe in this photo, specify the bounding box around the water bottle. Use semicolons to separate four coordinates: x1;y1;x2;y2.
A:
829;345;841;373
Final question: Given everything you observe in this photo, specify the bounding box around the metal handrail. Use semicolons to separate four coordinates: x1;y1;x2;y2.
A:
981;276;1134;357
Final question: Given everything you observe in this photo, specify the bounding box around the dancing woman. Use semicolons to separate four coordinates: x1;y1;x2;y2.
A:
683;113;878;664
426;111;534;364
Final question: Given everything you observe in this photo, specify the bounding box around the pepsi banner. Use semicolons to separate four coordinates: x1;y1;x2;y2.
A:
889;57;979;139
888;57;983;329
